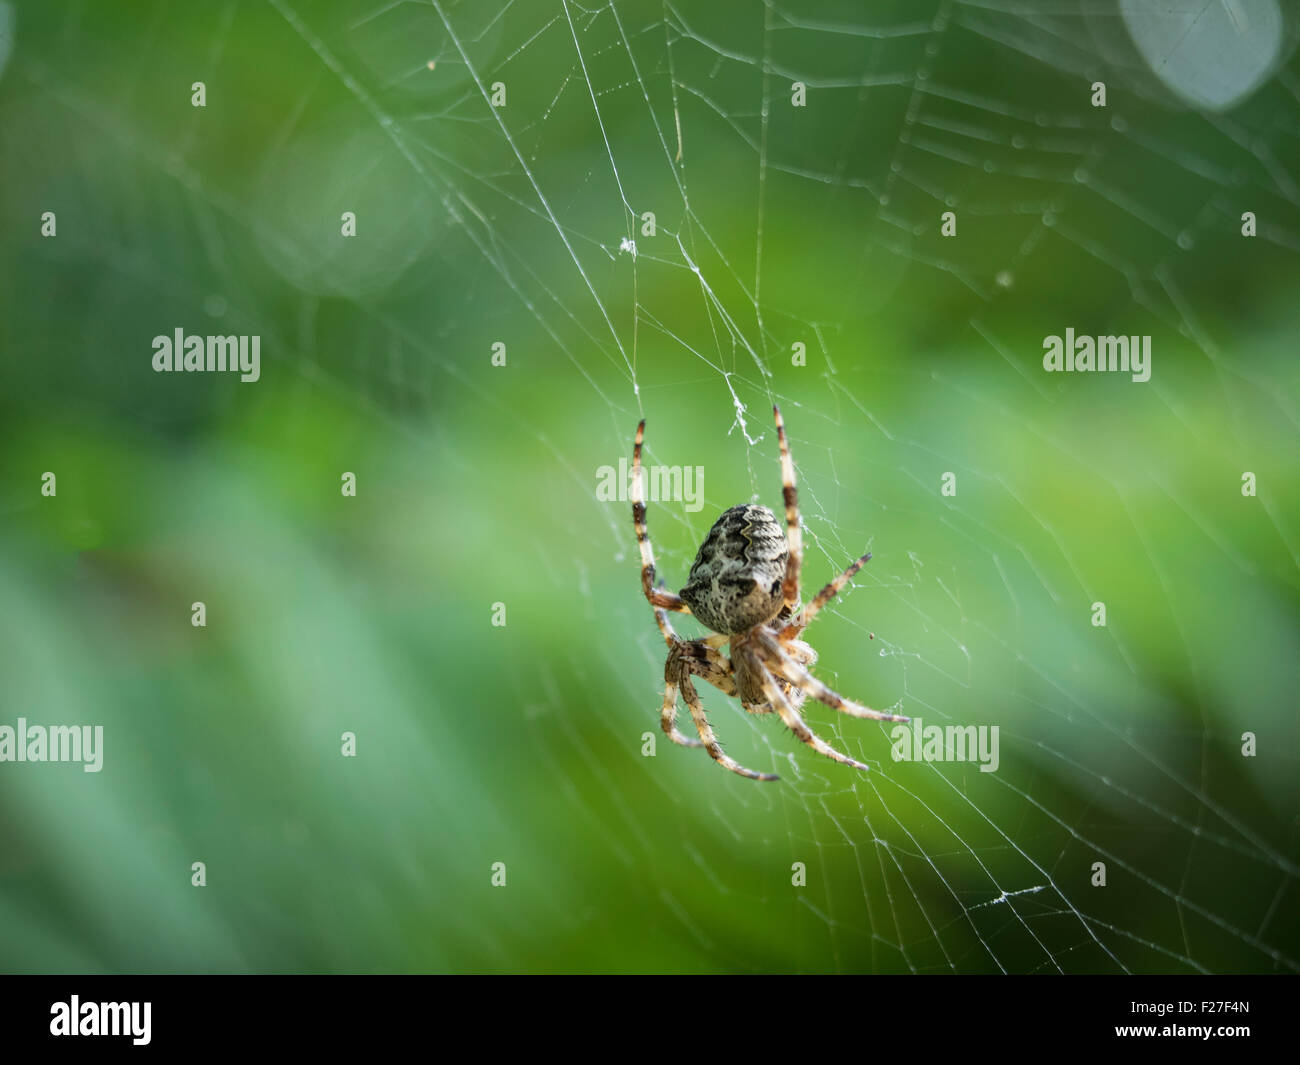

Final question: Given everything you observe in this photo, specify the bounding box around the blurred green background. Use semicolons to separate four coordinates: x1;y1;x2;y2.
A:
0;0;1297;973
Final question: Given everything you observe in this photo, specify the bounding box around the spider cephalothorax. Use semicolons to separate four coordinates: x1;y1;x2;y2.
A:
632;406;908;781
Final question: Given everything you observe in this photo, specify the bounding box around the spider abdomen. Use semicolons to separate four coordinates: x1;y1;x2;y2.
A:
680;504;788;634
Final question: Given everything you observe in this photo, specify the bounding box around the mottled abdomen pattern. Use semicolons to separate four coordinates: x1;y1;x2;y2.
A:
680;504;788;634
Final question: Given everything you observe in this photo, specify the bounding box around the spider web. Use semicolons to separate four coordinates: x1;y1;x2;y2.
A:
5;0;1299;974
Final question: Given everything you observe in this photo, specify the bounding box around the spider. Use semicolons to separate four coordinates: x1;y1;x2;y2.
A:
632;405;908;781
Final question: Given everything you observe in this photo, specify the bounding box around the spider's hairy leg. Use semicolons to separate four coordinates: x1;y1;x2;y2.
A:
660;678;703;747
662;641;736;748
683;640;738;697
742;647;872;772
632;420;691;620
680;674;779;782
772;406;802;617
756;630;908;723
653;606;678;645
781;551;872;640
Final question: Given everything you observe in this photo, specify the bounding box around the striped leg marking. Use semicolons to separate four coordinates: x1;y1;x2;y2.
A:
757;631;907;723
632;419;691;625
681;675;779;782
773;406;802;616
739;645;872;771
661;679;703;747
781;551;872;640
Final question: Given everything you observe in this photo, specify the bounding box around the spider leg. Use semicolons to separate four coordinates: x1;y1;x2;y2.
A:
755;630;908;723
660;678;703;747
680;674;779;782
652;606;678;644
772;406;803;617
633;420;691;625
780;551;872;640
662;641;735;748
740;646;872;771
683;641;737;697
